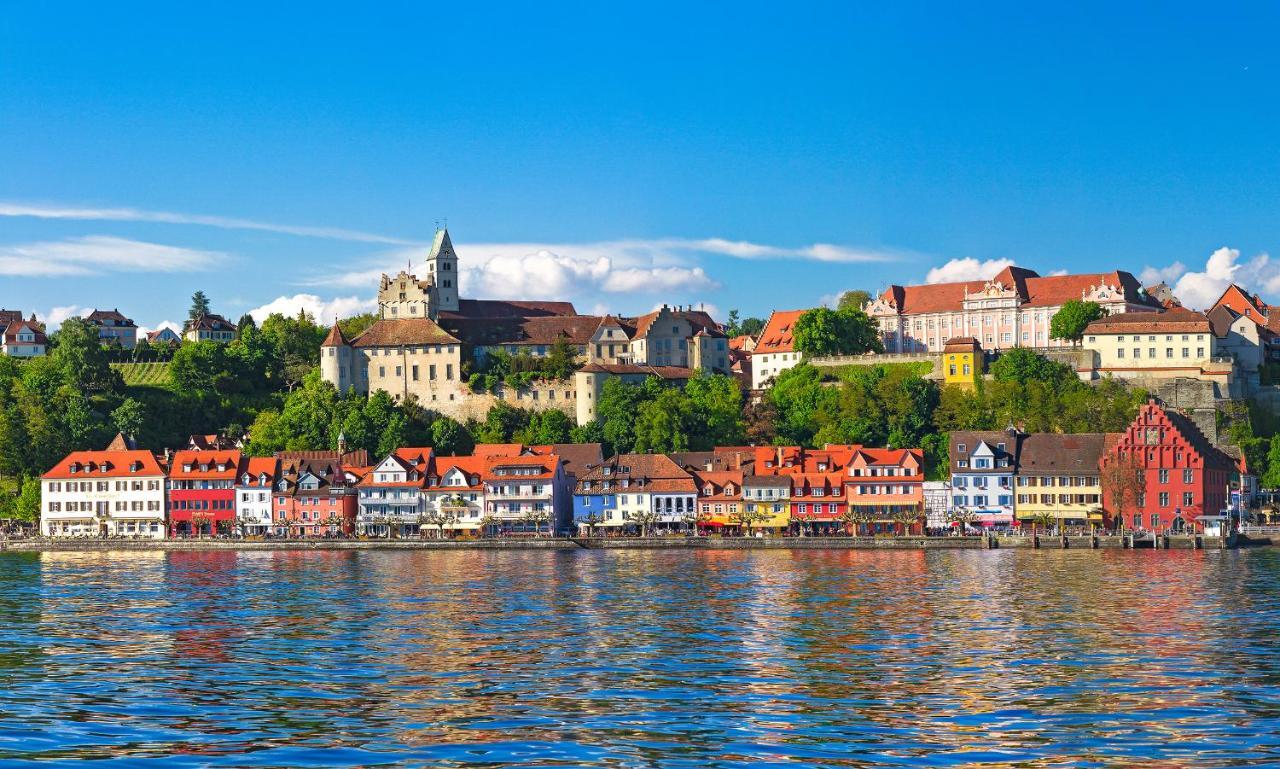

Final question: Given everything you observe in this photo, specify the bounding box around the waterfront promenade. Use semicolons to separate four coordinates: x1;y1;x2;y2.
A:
0;533;1233;552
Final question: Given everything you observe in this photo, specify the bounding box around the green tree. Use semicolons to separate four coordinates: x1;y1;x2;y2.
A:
836;290;873;312
739;317;765;337
1049;300;1105;346
990;348;1074;386
339;312;379;340
791;307;883;356
633;388;696;453
110;398;146;437
431;418;474;456
517;409;573;445
189;291;211;321
51;318;121;394
261;311;326;391
1263;438;1280;489
235;314;256;338
170;340;233;396
13;476;40;522
684;373;745;449
596;377;647;455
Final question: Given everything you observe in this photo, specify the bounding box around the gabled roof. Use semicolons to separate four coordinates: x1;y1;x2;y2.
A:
350;318;459;348
186;313;236;332
3;322;48;346
436;299;578;321
532;443;603;480
239;456;280;486
1084;307;1212;335
170;450;242;479
482;454;559;480
85;309;136;326
43;449;165;479
1016;433;1107;475
753;309;807;354
874;268;1158;315
442;315;603;347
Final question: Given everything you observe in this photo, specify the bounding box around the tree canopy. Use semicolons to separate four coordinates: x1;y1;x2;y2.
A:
1050;300;1105;345
791;307;884;356
836;290;873;312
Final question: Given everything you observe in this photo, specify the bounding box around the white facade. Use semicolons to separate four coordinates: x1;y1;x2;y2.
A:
751;351;802;390
42;474;165;538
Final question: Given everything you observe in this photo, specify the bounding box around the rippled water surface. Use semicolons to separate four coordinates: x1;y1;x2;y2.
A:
2;548;1280;767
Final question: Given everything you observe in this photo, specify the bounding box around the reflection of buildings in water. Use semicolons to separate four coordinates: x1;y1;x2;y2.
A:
37;550;173;662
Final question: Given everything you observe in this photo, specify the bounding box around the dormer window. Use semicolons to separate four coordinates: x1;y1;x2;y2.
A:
70;463;80;474
216;463;226;472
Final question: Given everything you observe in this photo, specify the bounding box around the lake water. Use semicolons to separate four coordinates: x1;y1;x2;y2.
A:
1;548;1278;767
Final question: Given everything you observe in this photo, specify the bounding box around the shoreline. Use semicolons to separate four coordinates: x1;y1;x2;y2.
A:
0;534;1248;553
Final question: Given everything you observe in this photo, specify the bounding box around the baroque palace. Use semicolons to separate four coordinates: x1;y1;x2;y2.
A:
320;229;731;423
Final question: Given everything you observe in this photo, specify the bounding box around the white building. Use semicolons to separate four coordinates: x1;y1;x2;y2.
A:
235;456;278;535
923;480;952;530
356;448;432;537
41;447;166;538
751;309;806;389
482;454;568;534
1;310;48;358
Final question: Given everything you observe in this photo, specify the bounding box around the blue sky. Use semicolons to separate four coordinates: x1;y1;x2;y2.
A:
3;2;1280;333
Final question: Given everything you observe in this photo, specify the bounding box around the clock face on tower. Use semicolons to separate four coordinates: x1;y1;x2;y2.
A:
1144;428;1161;446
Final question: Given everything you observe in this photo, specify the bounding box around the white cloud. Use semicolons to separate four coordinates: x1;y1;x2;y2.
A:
0;235;223;277
137;320;183;338
924;257;1016;284
0;202;419;245
1046;269;1069;277
247;294;377;325
1138;261;1188;286
39;305;90;332
1161;247;1279;310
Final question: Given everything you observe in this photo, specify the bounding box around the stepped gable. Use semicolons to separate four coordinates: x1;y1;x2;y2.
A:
1160;406;1236;471
350;318;459;347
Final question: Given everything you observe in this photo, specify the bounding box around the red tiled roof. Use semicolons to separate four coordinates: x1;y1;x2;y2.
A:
86;309;135;326
473;443;524;457
1085;308;1212;335
875;268;1155;315
321;321;348;347
754;309;807;354
239;457;280;486
170;450;241;479
437;299;578;320
42;449;165;479
351;318;459;347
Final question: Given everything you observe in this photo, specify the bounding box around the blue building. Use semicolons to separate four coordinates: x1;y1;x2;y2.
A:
949;428;1022;530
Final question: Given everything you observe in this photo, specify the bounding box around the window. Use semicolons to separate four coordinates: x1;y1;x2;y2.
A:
412;365;419;381
1197;348;1204;357
1183;492;1194;507
1183;469;1193;484
1148;348;1155;359
1182;348;1189;358
1117;348;1125;359
1159;492;1169;507
1158;469;1169;483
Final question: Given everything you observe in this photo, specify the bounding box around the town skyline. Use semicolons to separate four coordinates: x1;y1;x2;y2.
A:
5;4;1280;331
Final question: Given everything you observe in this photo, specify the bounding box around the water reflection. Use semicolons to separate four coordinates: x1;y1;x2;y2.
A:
0;548;1275;766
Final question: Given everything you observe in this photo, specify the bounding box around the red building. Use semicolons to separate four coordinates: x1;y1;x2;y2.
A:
1101;401;1234;532
169;449;240;536
273;451;365;537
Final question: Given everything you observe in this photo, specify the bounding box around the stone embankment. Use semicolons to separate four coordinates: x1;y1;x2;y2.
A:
0;535;1235;553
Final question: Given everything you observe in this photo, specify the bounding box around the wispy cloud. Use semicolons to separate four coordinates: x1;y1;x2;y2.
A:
0;202;421;245
0;236;224;277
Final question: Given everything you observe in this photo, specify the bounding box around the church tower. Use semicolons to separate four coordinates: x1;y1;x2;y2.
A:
425;228;459;317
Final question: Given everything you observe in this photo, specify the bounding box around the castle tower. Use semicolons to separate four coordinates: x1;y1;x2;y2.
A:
320;321;359;394
426;228;459;317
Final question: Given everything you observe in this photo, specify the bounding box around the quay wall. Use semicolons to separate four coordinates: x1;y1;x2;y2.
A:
0;535;1236;553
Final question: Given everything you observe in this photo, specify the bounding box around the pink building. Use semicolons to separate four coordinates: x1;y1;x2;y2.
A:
866;267;1162;354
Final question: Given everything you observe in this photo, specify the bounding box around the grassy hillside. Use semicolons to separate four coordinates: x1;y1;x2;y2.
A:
111;362;172;388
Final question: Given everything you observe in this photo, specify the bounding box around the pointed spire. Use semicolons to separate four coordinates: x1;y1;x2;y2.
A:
321;319;349;347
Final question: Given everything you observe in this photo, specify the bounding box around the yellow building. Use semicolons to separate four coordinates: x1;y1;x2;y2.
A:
942;337;982;389
1014;433;1108;530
